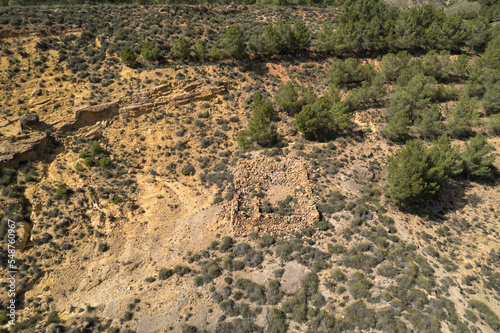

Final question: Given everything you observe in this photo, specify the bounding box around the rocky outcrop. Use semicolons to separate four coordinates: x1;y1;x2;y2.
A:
59;79;228;131
119;103;156;118
60;100;121;131
0;117;22;137
19;114;40;127
0;132;54;167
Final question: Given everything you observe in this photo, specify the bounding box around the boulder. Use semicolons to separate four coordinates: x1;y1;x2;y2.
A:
19;114;40;127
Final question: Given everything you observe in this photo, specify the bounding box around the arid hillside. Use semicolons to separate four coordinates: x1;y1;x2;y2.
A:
0;3;499;333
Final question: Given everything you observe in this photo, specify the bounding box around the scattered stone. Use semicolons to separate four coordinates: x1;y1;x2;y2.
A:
83;126;103;140
31;88;42;96
56;218;70;228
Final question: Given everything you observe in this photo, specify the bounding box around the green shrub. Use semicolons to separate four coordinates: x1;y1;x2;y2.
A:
194;275;204;286
173;265;191;276
258;235;275;248
84;157;95;167
46;311;61;324
266;280;283;305
158;268;174;280
120;46;136;66
0;310;7;325
55;184;68;198
314;219;331;231
122;311;133;321
469;300;500;331
97;242;108;252
377;263;399;278
343;300;376;330
267;308;287;333
90;142;103;156
199;260;221;281
440;256;458;272
342;251;380;272
219;236;234;252
114;28;126;41
488;114;500;135
141;41;160;62
100;157;112;168
327;243;346;254
171;37;191;59
181;324;199;333
331;268;345;281
181;162;195;176
348;271;372;299
244;249;264;268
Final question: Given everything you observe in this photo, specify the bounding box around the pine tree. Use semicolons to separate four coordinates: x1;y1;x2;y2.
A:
141;41;160;62
488;114;500;135
209;45;222;60
452;54;470;78
420;50;450;81
171;37;191;59
386;138;457;206
482;84;500;115
387;73;436;121
326;58;375;86
331;101;351;132
428;134;462;183
295;98;334;141
295;98;349;141
447;96;481;137
380;51;411;82
415;104;443;139
238;92;278;148
275;81;302;115
260;25;279;55
292;21;310;54
301;87;317;106
220;25;246;61
384;110;410;143
387;140;439;205
465;17;489;52
461;134;496;177
315;22;335;54
120;46;136;67
193;40;206;61
275;20;294;54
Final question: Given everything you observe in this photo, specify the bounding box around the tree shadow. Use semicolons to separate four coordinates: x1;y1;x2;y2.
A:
408;167;499;221
242;62;270;78
407;180;470;221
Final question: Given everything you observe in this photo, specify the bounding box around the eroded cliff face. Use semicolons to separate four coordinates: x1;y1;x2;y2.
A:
58;79;228;131
0;59;239;330
0;132;62;170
